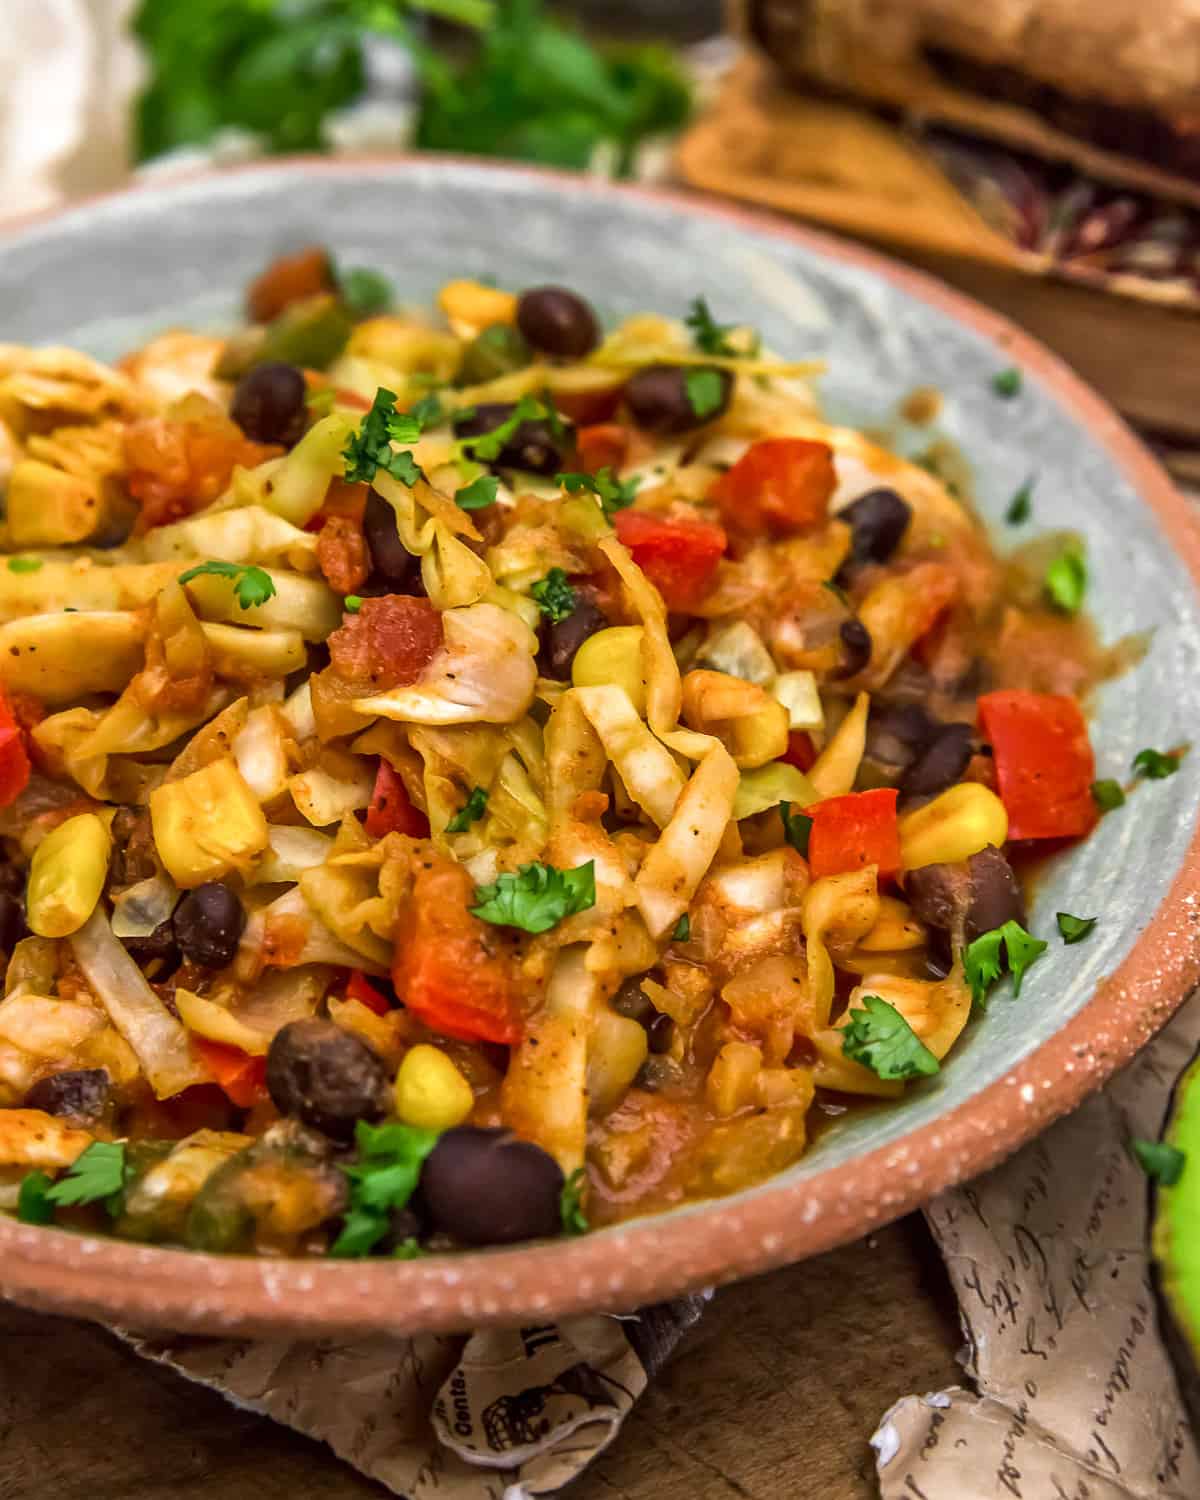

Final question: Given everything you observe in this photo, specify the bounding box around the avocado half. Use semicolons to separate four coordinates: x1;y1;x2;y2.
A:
1150;1048;1200;1431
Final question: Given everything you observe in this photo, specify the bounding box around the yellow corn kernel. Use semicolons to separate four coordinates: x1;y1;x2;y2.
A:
26;812;111;938
393;1044;475;1131
437;279;518;339
149;755;269;887
729;698;790;768
898;783;1008;871
571;626;647;716
706;1040;763;1117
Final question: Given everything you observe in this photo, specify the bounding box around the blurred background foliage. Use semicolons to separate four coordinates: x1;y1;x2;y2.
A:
133;0;696;174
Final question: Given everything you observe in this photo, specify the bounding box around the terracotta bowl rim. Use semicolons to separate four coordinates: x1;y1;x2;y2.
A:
2;154;1198;1337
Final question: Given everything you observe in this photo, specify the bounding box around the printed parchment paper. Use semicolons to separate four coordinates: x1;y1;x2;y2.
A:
874;992;1200;1500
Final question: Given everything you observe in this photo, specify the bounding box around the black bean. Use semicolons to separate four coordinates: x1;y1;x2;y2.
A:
634;1056;682;1092
865;703;937;771
646;1012;674;1055
25;1068;110;1123
905;861;972;936
611;976;654;1026
899;723;974;801
453;402;572;476
540;598;608;679
363;486;422;586
624;363;733;434
964;846;1026;940
516;287;600;359
122;920;181;977
419;1125;564;1245
835;618;872;678
0;890;27;954
173;882;245;969
457;322;531;385
905;847;1025;948
266;1019;391;1140
230;361;308;447
840;488;912;566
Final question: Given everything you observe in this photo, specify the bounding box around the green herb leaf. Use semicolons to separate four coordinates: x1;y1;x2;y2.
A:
685;296;742;357
964;920;1049;1010
459;393;547;463
672;912;690;942
530;567;578;623
44;1140;127;1209
338;265;393;318
560;1166;589;1235
991;368;1022;398
344;594;364;614
1044;545;1087;614
17;1169;55;1225
556;467;637;517
780;802;812;857
1132;1139;1186;1186
454;473;499;511
408;392;445;429
7;556;43;574
1056;911;1097;944
391;450;425;488
342;386;434;486
471;860;596;934
684;367;724;420
329;1119;440;1259
1091;778;1126;811
178;559;277;610
1133;747;1181;780
1005;478;1034;525
445;785;489;834
841;994;940;1081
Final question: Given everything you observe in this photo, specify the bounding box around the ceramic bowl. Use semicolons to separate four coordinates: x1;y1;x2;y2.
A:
1;159;1198;1336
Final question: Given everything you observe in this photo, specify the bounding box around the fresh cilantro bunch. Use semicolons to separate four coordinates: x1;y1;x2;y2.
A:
963;920;1048;1011
445;785;489;834
471;860;596;934
841;995;939;1082
178;560;277;610
330;1119;441;1258
556;467;637;518
18;1141;129;1225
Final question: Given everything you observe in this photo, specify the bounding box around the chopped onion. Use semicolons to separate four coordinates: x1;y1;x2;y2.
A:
772;671;824;732
111;870;179;939
697;621;776;687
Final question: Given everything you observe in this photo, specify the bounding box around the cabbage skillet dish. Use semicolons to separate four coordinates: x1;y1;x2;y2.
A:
0;251;1149;1258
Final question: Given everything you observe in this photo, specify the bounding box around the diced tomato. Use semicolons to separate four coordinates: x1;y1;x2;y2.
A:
977;690;1097;841
709;438;836;537
553;385;623;425
393;855;522;1045
316;515;369;594
346;969;394;1016
781;730;817;773
0;688;31;809
365;758;430;839
575;422;629;472
805;788;901;880
193;1038;268;1109
247;245;333;323
327;595;443;690
613;509;727;612
306;477;369;532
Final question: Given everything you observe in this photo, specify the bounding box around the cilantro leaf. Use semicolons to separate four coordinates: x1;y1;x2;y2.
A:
337;265;393;318
7;556;42;574
445;785;488;834
178;559;277;610
684;367;725;420
1092;778;1126;811
471;860;596;934
408;392;445;429
1133;747;1181;780
1005;478;1034;525
1044;545;1087;614
685;296;741;357
342;386;432;486
841;994;940;1081
780;802;812;857
991;368;1022;398
329;1119;440;1259
964;920;1048;1010
454;473;499;510
459;393;548;463
560;1166;589;1235
556;467;637;517
44;1140;126;1210
344;594;364;613
672;912;690;942
1056;911;1097;945
1132;1139;1186;1186
17;1169;55;1225
530;567;578;623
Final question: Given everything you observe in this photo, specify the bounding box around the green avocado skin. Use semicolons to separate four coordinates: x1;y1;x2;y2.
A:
1150;1048;1200;1432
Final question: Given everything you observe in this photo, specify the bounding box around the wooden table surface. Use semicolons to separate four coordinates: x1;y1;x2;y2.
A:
0;1214;962;1500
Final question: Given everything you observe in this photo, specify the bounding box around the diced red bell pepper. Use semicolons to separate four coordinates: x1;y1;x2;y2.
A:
193;1038;268;1109
613;509;727;612
365;758;430;839
805;788;901;880
346;969;394;1016
977;690;1097;841
393;854;522;1045
709;438;836;537
781;730;817;773
0;688;31;810
575;422;629;473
